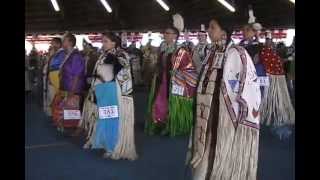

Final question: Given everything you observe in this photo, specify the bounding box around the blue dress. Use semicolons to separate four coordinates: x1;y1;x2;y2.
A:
92;81;119;152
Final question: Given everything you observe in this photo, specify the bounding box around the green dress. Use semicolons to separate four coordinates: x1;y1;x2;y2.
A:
145;43;176;135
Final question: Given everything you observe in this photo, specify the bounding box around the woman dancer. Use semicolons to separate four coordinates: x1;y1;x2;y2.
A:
82;32;137;160
187;18;261;180
145;26;179;135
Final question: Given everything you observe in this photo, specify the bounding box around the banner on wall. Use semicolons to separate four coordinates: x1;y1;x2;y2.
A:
25;28;295;53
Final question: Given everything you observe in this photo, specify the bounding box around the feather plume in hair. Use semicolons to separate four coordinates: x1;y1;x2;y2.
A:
172;13;184;32
200;24;205;31
252;23;262;31
248;7;262;31
248;9;256;24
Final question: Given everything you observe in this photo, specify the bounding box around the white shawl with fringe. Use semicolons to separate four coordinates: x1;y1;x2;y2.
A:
191;43;261;180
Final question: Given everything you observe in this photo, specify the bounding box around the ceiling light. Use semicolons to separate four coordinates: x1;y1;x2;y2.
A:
289;0;295;4
100;0;112;13
217;0;236;12
50;0;60;12
156;0;170;11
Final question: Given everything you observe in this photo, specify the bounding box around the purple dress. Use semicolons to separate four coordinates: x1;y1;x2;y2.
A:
60;49;86;94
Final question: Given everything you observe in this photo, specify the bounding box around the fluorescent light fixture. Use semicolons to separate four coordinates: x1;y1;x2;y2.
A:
289;0;295;4
50;0;60;12
217;0;235;12
156;0;170;11
100;0;112;13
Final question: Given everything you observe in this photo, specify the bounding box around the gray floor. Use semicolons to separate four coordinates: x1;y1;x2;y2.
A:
25;87;295;180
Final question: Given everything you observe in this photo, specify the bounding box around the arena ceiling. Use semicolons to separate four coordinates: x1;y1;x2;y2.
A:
25;0;295;33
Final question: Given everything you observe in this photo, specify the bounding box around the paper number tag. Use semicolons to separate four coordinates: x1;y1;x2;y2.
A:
99;106;119;119
258;76;270;87
212;53;224;69
172;84;184;96
64;110;81;120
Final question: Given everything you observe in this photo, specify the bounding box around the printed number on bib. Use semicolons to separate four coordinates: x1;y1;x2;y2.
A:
258;76;269;87
99;106;119;119
64;110;81;120
172;84;184;96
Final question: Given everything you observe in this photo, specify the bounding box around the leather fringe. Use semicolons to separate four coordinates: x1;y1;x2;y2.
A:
260;75;295;127
192;94;259;180
82;90;98;149
111;81;138;160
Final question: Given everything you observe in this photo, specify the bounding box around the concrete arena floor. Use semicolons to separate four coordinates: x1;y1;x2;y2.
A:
25;86;295;180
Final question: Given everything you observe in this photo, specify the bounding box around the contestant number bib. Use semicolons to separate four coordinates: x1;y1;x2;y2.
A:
172;84;184;96
258;76;269;87
64;110;81;120
99;106;119;119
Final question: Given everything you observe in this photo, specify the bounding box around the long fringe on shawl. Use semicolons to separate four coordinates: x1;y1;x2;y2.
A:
82;58;100;148
82;90;98;149
167;95;194;137
110;81;138;160
192;94;259;180
260;75;295;127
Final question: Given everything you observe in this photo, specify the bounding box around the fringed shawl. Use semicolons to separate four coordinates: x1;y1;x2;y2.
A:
167;47;199;136
171;47;198;98
260;46;285;75
259;46;295;126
